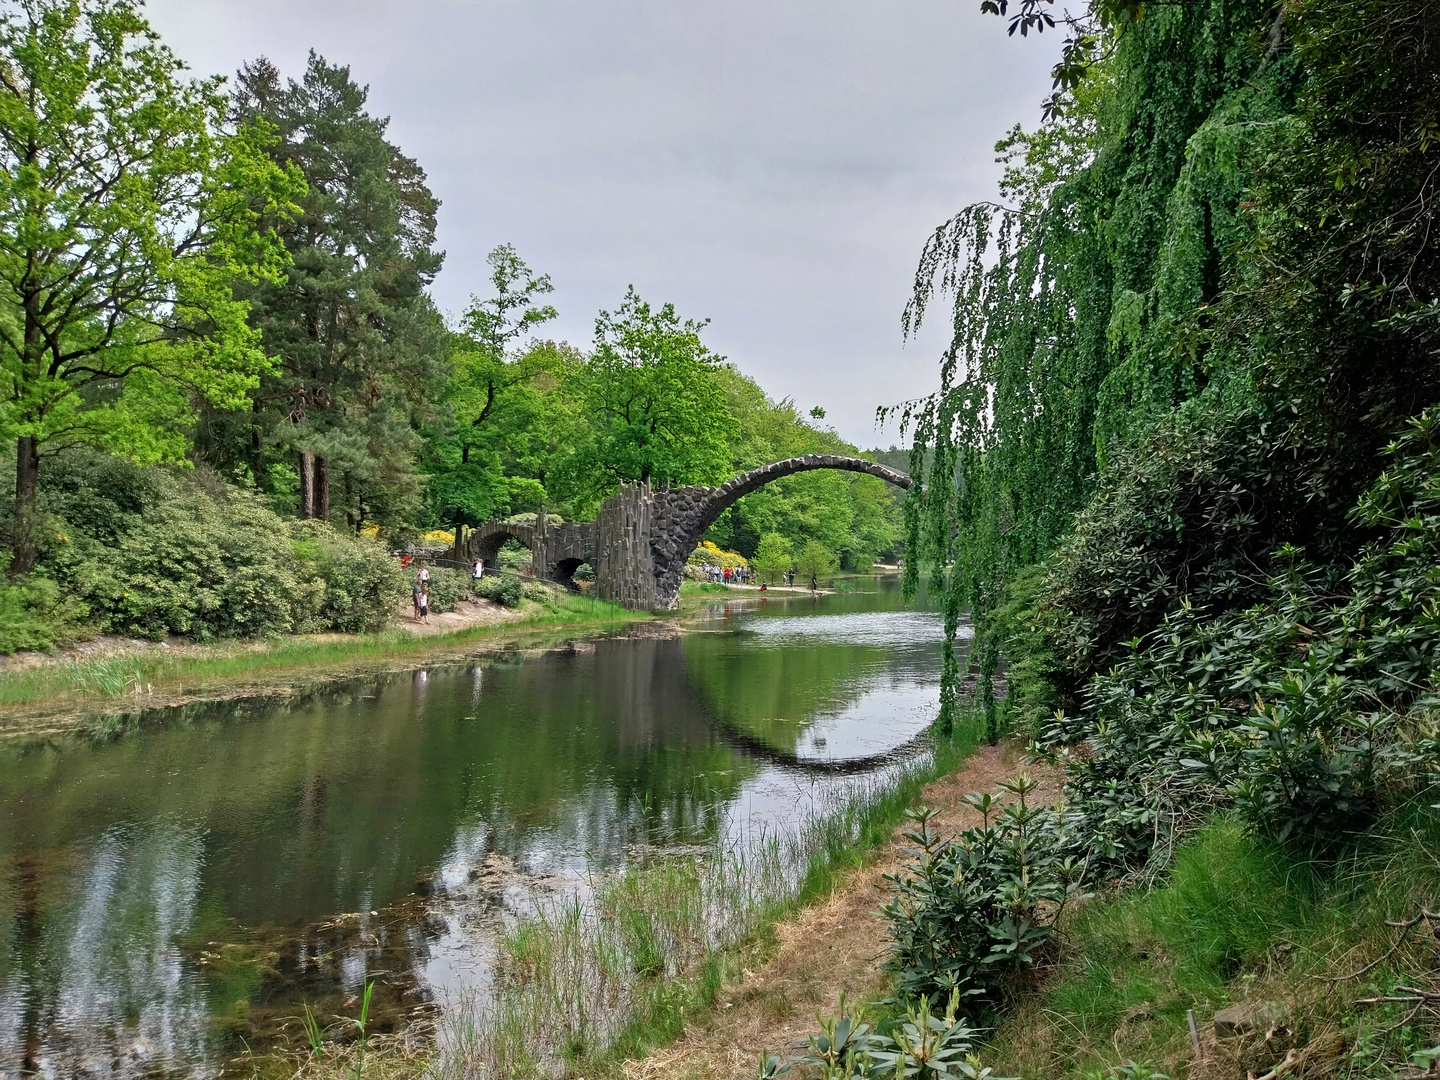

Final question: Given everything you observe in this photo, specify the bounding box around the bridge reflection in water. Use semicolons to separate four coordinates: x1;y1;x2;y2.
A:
0;580;950;1077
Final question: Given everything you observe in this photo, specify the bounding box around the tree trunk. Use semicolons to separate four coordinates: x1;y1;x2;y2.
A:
453;524;465;564
316;456;330;521
298;451;315;519
250;423;269;493
10;436;40;577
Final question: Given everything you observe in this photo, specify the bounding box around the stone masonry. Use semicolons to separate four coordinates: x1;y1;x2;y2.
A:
467;454;912;611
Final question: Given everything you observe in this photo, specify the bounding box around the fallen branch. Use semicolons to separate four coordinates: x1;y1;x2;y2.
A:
1248;1048;1300;1080
1325;906;1440;982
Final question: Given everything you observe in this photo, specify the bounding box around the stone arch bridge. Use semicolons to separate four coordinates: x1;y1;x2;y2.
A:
468;454;911;611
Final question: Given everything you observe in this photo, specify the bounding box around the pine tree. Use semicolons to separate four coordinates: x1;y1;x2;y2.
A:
219;52;447;530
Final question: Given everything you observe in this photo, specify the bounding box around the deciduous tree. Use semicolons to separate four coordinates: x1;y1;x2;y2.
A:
557;287;734;510
0;0;299;575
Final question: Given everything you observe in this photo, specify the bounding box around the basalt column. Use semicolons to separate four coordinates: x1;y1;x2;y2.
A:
532;504;548;581
594;483;658;609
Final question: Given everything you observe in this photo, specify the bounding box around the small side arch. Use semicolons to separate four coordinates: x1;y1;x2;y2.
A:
470;525;535;571
551;557;594;591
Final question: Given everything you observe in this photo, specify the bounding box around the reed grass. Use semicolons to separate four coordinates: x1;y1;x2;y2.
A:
406;718;986;1080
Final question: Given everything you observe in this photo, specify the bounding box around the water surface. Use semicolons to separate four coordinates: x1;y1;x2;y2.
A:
0;578;952;1078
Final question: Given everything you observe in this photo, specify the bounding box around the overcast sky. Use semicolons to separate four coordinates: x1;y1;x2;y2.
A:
145;1;1056;448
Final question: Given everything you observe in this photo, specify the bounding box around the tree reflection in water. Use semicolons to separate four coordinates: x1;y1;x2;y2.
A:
0;582;945;1075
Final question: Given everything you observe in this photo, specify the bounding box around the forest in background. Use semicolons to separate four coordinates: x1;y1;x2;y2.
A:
0;7;902;652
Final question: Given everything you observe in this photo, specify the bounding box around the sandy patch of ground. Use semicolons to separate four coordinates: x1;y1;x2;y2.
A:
624;742;1062;1080
392;596;527;636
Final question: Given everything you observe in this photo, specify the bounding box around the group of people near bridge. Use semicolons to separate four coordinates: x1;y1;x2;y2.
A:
701;563;754;585
700;564;818;590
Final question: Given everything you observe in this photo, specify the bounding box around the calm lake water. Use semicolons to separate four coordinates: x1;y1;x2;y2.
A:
0;578;953;1078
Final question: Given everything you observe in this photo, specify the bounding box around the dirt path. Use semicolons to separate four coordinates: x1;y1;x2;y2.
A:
625;742;1062;1080
392;595;526;635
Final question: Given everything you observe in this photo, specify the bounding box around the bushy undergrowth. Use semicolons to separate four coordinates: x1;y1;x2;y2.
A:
0;573;89;652
290;520;403;632
420;566;471;613
1026;403;1366;713
1043;411;1440;871
882;776;1080;1010
2;451;406;647
872;413;1440;1076
473;572;526;608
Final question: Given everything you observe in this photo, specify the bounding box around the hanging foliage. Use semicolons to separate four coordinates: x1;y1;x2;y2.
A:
889;0;1305;734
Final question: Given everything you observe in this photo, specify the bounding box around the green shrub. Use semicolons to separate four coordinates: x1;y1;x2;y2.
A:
1031;404;1364;710
521;579;556;604
796;539;838;581
882;775;1078;1009
289;520;405;632
752;532;793;584
772;991;1006;1080
0;574;89;653
1038;410;1440;868
415;566;468;613
475;572;525;608
81;474;303;640
12;461;406;645
37;448;160;548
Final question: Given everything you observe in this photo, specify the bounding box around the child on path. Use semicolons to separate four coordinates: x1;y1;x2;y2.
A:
419;583;431;624
412;578;425;621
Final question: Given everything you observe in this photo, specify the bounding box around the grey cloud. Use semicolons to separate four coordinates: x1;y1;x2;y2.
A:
147;0;1055;444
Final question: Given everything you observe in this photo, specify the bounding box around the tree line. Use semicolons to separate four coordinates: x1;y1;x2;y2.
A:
0;0;901;646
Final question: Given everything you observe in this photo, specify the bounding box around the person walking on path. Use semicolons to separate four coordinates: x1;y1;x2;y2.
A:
810;573;818;592
472;558;484;589
419;583;431;624
412;577;425;621
788;568;796;588
417;564;430;585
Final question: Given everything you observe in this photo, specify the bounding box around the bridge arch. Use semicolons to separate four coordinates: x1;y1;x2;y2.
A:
467;518;598;591
690;454;910;541
470;523;535;572
465;455;909;611
647;454;911;609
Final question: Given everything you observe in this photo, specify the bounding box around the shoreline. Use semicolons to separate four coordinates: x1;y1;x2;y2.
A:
0;590;650;739
282;716;1005;1080
0;574;903;738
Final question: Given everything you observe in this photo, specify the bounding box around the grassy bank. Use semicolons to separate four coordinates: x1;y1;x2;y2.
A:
0;590;647;720
985;807;1440;1079
280;716;990;1080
